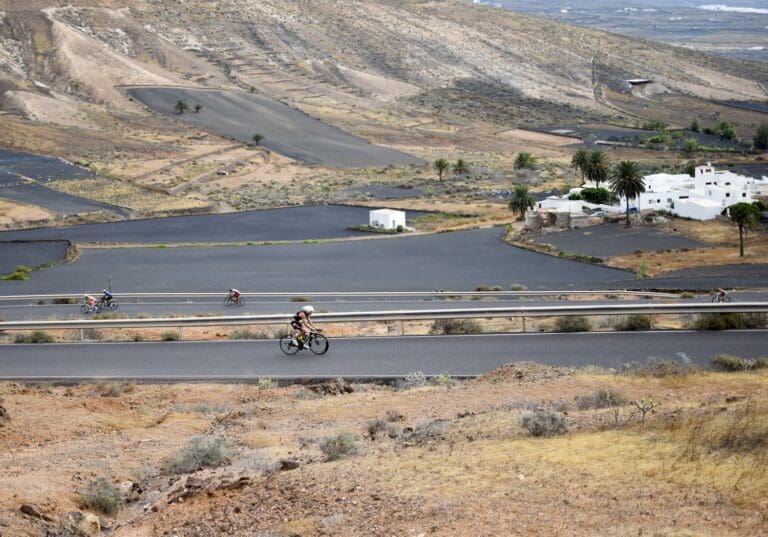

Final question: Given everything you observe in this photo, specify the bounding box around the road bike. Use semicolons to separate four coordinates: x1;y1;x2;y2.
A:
279;330;329;355
224;295;246;307
80;303;101;315
711;293;732;303
98;298;119;310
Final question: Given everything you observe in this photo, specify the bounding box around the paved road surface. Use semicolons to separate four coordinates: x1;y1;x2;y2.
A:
0;205;423;244
127;86;423;168
0;183;128;217
0;331;764;380
0;240;71;274
0;228;631;293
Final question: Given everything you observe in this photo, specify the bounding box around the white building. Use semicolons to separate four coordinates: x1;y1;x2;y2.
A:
369;209;406;230
632;164;767;220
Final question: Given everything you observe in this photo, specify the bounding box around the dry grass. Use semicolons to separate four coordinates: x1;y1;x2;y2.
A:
0;199;53;228
48;178;210;214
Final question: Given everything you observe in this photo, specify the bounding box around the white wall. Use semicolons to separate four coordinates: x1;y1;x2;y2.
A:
369;210;406;230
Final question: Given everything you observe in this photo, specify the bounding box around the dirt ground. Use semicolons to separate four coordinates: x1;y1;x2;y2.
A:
606;218;768;277
1;365;766;536
0;199;53;228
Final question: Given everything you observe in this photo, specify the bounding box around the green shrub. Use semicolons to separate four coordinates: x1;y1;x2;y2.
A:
429;319;483;335
431;373;456;387
518;409;567;437
680;292;695;299
78;478;120;515
257;377;277;390
568;192;582;200
579;187;610;204
401;370;428;389
289;296;313;302
554;316;592;333
614;314;653;331
14;331;55;344
575;390;628;410
691;313;766;331
1;265;32;281
160;331;180;341
318;432;358;461
52;297;76;305
162;435;236;475
621;358;696;377
366;418;387;439
510;283;528;291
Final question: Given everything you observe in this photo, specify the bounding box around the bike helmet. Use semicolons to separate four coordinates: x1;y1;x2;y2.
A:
102;289;108;293
302;305;314;313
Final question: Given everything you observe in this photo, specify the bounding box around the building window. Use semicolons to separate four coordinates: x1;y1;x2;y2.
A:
742;193;747;197
705;182;711;185
726;193;730;197
725;182;731;186
679;196;689;199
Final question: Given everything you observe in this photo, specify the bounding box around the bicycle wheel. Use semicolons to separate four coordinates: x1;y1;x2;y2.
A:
279;336;300;355
724;296;732;303
236;297;246;307
80;304;91;314
223;297;234;306
107;301;119;310
308;334;329;355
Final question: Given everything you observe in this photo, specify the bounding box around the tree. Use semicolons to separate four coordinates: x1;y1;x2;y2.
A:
251;133;264;146
194;104;203;113
728;202;760;257
508;184;535;220
514;152;536;169
754;122;768;150
684;162;696;177
571;149;589;185
453;159;469;178
714;121;736;141
585;150;609;188
609;161;646;227
682;138;699;154
690;119;700;133
434;158;449;181
174;100;189;114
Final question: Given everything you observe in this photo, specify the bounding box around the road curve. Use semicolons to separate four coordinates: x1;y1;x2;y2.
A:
0;331;764;380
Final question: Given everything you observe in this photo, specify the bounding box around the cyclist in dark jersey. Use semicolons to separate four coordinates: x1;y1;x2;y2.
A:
291;305;321;348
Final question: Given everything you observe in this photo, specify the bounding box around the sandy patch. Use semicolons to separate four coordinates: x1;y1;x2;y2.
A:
0;198;53;228
497;128;580;146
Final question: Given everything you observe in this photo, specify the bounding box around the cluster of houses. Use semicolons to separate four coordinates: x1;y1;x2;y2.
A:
527;164;768;230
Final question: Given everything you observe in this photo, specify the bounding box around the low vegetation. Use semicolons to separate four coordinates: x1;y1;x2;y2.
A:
518;408;567;437
614;314;653;331
575;389;628;410
318;432;358;461
78;478;120;515
13;331;54;344
554;316;592;332
712;354;768;372
692;313;767;330
429;319;483;335
162;435;236;475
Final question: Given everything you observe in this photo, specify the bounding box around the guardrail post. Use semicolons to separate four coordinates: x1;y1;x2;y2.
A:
80;328;84;342
521;315;526;333
179;326;184;341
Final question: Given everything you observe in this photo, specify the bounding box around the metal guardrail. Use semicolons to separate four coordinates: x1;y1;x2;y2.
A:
0;303;765;332
0;290;679;302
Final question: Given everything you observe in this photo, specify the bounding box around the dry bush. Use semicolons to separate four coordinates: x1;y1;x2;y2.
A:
554;316;592;332
318;432;358;461
162;435;236;475
518;408;567;437
575;390;628;410
78;478;120;515
614;314;653;331
429;319;483;335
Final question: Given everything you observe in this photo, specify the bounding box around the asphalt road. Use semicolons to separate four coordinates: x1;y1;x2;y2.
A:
0;297;684;321
534;223;702;257
634;264;768;290
0;205;423;244
0;240;71;274
0;148;92;182
0;228;632;293
127;86;423;168
0;183;127;217
0;331;764;380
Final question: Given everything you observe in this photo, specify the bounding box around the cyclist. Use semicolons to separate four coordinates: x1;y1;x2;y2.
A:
291;305;321;349
715;288;729;302
228;288;241;304
84;294;96;312
99;289;113;307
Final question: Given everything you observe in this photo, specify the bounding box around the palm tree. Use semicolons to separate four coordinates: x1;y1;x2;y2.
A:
728;202;760;257
251;133;264;146
514;152;536;169
508;184;536;220
586;150;609;188
194;104;203;113
174;100;189;114
571;149;589;185
453;159;469;178
609;161;645;227
434;158;449;181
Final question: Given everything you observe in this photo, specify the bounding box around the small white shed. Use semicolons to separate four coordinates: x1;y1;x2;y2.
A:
369;209;406;230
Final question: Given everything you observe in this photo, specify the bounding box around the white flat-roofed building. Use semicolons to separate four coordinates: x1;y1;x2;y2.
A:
369;208;406;230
